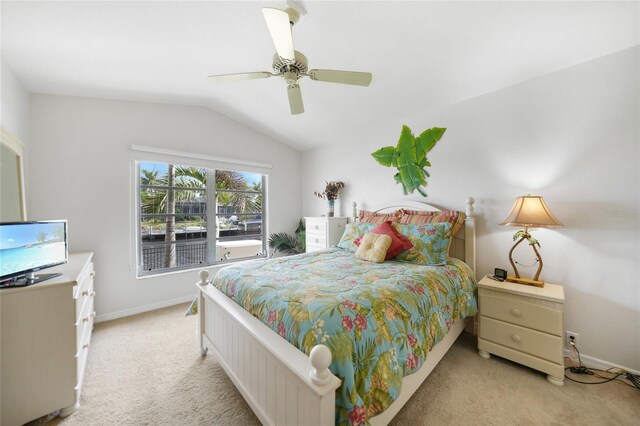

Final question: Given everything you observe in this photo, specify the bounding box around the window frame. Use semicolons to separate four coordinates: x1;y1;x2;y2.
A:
134;158;268;278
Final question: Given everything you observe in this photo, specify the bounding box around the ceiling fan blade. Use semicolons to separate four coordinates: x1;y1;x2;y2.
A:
263;8;295;61
208;72;273;83
308;69;372;87
287;84;304;115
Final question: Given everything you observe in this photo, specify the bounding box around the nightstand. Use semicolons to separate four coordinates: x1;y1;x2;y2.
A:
477;275;565;386
305;217;348;252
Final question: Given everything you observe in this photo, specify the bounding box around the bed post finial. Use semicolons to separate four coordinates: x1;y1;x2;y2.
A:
309;344;333;386
352;202;358;223
465;197;475;218
464;197;477;280
198;270;210;286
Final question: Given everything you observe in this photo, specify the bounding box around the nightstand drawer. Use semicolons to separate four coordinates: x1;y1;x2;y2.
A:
480;317;562;364
304;217;348;253
307;234;327;247
306;244;325;253
479;292;562;336
306;220;327;235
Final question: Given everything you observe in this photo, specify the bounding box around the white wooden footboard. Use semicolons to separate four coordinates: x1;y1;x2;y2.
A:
196;271;341;426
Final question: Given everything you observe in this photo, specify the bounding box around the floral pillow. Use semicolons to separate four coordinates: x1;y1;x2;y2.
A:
392;222;452;266
337;223;376;252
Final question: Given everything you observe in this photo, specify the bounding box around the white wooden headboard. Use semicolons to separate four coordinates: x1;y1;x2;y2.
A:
353;198;476;275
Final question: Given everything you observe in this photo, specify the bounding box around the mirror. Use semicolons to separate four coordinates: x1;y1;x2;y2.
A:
1;128;27;221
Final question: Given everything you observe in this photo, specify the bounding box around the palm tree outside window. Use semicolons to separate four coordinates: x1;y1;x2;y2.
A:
137;161;266;276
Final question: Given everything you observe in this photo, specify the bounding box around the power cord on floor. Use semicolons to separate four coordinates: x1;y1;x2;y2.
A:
564;338;640;390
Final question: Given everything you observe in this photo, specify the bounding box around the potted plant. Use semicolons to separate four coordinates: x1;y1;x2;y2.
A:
314;181;344;217
268;219;306;256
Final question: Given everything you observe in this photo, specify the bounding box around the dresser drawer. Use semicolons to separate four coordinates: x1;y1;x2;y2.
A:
75;280;95;322
306;220;327;236
306;244;326;253
76;262;94;291
75;264;95;319
307;234;327;247
479;291;562;336
76;317;93;387
480;316;562;364
76;299;94;350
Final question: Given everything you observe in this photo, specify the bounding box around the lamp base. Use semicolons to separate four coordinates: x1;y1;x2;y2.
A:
506;276;544;288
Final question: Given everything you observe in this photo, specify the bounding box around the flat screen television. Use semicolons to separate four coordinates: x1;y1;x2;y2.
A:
0;220;68;287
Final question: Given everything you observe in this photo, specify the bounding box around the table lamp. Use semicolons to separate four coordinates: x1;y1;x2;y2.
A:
500;195;563;287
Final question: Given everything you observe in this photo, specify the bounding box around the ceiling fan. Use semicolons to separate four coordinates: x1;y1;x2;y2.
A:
208;6;373;115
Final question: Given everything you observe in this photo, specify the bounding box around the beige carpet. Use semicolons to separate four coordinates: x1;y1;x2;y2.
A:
40;303;638;426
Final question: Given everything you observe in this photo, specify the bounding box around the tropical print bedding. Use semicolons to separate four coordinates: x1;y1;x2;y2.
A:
211;247;477;425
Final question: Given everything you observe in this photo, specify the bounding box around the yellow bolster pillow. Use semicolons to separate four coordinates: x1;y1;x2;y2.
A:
355;233;392;263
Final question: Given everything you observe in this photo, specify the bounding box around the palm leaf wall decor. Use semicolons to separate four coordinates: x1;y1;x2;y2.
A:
371;125;446;197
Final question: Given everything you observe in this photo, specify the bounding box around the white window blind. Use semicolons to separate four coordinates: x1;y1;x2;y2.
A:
131;145;272;175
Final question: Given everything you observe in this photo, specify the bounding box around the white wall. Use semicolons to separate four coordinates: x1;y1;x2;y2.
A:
0;61;30;141
302;47;640;371
28;94;302;320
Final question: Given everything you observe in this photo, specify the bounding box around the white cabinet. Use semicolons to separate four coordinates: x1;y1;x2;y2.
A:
1;252;95;425
305;217;348;252
477;275;565;385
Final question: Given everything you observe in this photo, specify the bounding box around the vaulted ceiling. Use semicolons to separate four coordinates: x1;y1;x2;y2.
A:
2;1;638;151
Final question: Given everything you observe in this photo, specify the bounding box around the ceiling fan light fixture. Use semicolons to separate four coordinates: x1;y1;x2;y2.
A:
283;71;299;86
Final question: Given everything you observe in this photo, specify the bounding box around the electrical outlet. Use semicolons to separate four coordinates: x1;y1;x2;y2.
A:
566;331;579;347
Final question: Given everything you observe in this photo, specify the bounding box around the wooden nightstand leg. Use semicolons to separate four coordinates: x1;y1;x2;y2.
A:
547;375;564;386
478;350;491;359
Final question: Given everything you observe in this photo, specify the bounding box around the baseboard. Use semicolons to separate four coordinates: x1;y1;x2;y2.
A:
564;348;640;376
94;294;195;323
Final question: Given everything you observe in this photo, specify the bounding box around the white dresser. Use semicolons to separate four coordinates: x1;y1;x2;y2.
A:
1;252;96;425
477;275;565;385
305;217;348;252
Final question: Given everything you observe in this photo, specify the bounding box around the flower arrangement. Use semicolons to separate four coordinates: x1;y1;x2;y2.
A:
314;181;345;201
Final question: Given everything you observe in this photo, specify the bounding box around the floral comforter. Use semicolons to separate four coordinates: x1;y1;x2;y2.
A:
211;248;477;425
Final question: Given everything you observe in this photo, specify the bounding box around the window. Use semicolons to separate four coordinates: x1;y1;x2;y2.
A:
136;161;266;276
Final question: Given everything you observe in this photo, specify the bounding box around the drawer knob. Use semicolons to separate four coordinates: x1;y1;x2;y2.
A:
315;238;319;243
314;225;319;230
511;334;521;343
82;290;89;296
91;291;96;297
90;271;96;277
83;343;90;350
82;316;90;323
511;309;522;317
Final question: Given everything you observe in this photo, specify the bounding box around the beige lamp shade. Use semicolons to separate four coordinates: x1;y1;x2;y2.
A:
500;195;563;228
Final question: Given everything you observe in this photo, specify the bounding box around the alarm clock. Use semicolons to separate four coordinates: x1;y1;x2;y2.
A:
493;268;507;282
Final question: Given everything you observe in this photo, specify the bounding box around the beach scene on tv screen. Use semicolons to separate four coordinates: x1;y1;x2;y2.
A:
0;223;66;277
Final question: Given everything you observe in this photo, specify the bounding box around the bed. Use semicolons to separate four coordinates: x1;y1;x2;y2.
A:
196;198;477;425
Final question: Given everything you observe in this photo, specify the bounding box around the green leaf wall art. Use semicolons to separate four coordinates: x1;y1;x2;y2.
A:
371;125;446;197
